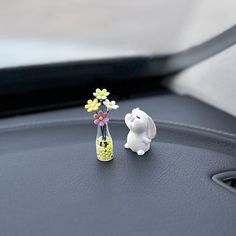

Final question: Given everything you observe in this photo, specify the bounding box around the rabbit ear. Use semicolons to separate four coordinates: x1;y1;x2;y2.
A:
132;107;140;112
147;116;156;139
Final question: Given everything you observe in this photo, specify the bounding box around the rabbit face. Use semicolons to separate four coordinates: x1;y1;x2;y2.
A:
125;108;149;134
125;108;157;140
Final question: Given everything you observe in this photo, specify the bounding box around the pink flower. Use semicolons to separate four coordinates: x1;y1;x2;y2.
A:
93;111;109;126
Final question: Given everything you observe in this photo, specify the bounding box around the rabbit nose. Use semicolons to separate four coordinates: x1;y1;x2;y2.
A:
125;113;131;121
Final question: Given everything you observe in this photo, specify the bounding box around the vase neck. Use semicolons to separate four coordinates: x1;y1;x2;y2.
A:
97;123;111;139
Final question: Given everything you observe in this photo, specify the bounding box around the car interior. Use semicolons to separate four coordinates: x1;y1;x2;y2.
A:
0;1;235;235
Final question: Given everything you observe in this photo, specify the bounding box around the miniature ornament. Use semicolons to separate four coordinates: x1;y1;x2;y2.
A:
124;108;156;155
84;88;119;162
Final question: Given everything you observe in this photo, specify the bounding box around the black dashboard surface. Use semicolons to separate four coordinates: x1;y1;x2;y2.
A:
0;94;236;236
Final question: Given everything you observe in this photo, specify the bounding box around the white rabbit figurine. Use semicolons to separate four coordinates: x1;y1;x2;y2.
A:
124;108;157;155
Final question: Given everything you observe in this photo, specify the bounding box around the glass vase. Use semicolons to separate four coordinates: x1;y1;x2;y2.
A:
96;124;113;161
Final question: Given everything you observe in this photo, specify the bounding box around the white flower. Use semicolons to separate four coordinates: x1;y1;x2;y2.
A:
103;99;119;110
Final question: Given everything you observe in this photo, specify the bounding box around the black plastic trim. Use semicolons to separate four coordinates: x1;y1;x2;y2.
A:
212;171;236;194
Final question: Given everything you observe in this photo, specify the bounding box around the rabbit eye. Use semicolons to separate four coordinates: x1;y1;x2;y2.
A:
136;116;140;119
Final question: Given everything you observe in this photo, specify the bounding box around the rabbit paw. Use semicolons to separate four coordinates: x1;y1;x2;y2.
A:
137;150;145;155
124;143;130;149
143;137;151;144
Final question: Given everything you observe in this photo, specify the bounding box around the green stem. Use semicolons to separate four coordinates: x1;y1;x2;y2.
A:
101;126;106;140
104;125;107;139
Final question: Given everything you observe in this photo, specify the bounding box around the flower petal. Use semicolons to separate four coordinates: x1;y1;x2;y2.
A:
103;99;109;106
103;117;109;123
93;113;98;119
99;121;104;126
93;106;99;111
94;119;100;125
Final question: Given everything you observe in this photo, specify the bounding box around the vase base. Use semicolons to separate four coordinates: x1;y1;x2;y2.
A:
97;156;113;162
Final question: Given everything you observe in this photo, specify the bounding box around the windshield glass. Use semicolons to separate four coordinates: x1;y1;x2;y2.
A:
0;0;235;68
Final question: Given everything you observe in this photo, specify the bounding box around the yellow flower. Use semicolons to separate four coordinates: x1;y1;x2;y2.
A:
84;98;101;112
93;88;110;100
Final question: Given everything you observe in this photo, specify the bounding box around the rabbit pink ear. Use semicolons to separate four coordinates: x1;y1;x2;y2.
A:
147;116;156;139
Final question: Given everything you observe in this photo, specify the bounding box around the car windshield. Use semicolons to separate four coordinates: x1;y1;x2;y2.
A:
0;0;235;68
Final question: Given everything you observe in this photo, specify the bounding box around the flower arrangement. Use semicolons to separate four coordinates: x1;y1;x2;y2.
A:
85;88;119;161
